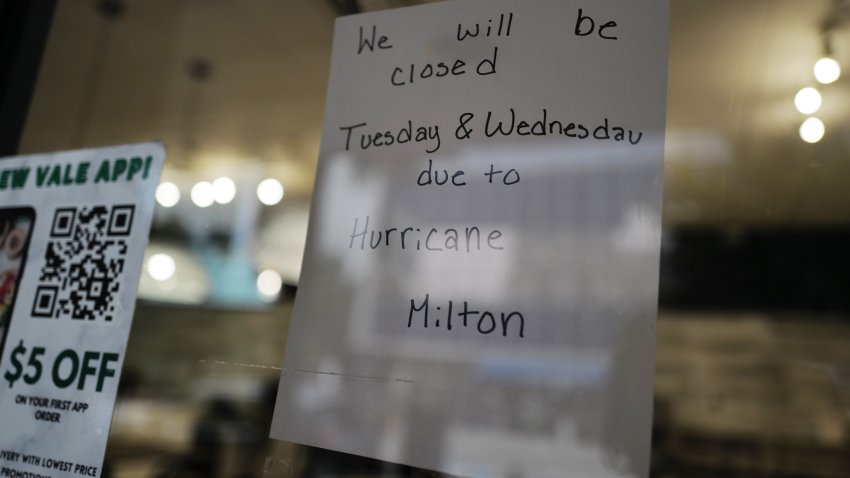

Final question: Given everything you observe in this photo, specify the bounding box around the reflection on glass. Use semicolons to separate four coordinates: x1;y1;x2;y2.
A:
10;0;850;477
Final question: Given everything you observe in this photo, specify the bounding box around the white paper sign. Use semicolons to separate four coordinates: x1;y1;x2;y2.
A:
271;1;668;477
0;143;164;478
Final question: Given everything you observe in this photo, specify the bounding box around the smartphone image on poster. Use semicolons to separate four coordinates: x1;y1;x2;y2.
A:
0;207;35;358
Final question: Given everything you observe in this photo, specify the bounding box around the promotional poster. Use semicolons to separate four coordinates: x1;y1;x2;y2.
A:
0;143;164;478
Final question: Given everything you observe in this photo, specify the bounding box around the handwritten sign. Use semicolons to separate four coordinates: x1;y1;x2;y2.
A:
0;143;164;478
271;1;668;476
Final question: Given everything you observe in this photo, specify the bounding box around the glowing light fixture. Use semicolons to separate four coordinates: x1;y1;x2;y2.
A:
257;269;282;299
155;182;180;208
799;117;825;143
794;87;822;114
191;181;214;207
814;57;841;84
257;178;284;206
212;177;236;204
147;253;176;281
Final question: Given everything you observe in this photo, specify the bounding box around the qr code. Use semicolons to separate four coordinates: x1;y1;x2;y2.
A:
31;205;135;322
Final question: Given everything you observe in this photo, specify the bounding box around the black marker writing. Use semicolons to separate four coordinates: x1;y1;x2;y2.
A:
456;12;514;41
456;113;474;140
358;25;393;54
390;47;497;87
408;293;525;338
574;9;618;40
483;108;643;145
349;216;503;252
339;120;441;153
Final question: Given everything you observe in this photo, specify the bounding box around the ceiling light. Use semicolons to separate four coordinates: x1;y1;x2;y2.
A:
257;178;284;206
191;181;214;207
257;269;282;299
799;117;825;143
813;57;841;84
147;253;176;281
155;182;180;208
794;87;822;114
212;177;236;204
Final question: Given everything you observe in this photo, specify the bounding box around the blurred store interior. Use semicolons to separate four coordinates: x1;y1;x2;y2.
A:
11;0;850;477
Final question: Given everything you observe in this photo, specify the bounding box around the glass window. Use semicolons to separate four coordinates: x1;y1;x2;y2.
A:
12;0;850;477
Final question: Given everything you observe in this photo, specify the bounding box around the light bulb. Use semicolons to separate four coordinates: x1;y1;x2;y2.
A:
147;253;176;281
794;87;821;114
799;117;825;143
212;177;236;204
814;57;840;84
257;178;284;206
191;181;214;207
257;269;282;299
156;182;180;208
